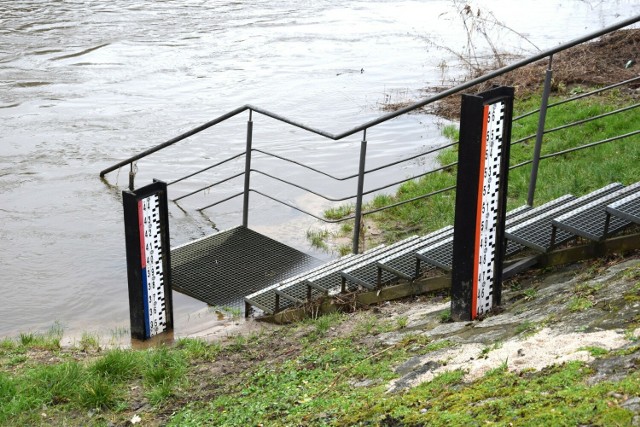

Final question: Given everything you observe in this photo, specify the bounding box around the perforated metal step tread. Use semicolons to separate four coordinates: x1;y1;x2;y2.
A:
341;235;428;290
245;244;389;314
278;236;421;310
244;253;356;314
505;183;624;252
376;226;453;283
171;226;322;308
552;182;640;242
414;203;546;272
606;191;640;225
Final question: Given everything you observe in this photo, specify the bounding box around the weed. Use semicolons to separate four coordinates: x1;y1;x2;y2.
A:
309;311;345;337
441;124;459;142
579;346;609;357
110;326;129;340
306;228;330;252
568;296;594;312
515;320;539;337
439;309;452;323
227;334;247;352
90;348;141;381
523;288;538;301
18;326;61;351
80;375;119;409
78;332;101;352
340;222;354;234
324;204;355;221
396;316;409;329
176;338;221;361
337;244;352;256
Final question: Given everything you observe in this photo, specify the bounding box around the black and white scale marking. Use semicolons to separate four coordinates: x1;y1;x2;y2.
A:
138;193;167;338
474;101;505;318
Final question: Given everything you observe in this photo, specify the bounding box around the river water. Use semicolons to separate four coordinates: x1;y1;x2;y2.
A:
1;0;638;340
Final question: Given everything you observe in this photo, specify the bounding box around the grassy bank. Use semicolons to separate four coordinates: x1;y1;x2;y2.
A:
324;88;639;246
1;253;639;425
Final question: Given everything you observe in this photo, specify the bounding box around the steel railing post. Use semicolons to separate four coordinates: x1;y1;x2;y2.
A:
527;55;554;206
352;130;367;254
242;110;254;227
128;162;135;191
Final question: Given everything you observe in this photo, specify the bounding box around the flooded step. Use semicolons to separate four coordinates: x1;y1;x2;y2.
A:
171;226;322;308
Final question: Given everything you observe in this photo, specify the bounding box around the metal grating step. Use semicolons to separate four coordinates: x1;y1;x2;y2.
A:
505;183;624;252
277;244;394;312
340;234;430;290
245;243;388;314
552;182;640;242
414;203;548;272
376;226;454;283
244;253;356;314
280;236;421;308
171;226;322;309
606;191;640;225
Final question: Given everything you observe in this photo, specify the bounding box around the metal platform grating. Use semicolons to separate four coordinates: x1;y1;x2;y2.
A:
552;182;640;242
505;183;624;252
607;191;640;225
171;226;322;308
416;236;454;270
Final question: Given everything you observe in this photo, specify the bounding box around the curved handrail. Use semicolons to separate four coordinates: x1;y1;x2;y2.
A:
99;14;640;177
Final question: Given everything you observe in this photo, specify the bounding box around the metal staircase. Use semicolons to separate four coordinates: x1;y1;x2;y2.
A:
243;182;640;316
98;15;640;319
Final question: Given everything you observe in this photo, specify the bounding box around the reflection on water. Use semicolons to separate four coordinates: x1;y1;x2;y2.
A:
0;0;637;338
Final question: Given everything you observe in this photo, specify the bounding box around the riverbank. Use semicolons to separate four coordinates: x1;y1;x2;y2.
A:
1;251;639;425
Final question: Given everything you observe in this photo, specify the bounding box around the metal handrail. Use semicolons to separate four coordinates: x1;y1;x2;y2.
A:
99;14;640;253
99;14;640;177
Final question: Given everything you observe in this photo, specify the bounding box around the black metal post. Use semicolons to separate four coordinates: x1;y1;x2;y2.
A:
352;130;367;254
242;110;254;227
527;55;554;207
128;163;136;191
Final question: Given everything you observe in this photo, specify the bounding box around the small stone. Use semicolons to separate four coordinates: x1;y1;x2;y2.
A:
517;348;525;357
420;408;428;414
621;397;640;413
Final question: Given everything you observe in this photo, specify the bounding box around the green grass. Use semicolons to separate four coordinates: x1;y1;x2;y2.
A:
325;89;640;241
0;305;639;426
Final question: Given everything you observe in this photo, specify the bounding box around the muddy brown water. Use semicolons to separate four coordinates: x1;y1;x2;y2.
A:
1;0;637;339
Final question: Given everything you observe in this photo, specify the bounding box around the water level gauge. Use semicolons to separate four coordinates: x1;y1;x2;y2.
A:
451;86;514;321
123;181;174;340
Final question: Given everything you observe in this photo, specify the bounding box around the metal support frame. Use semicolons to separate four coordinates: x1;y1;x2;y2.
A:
242;110;254;227
527;55;554;207
352;130;368;254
